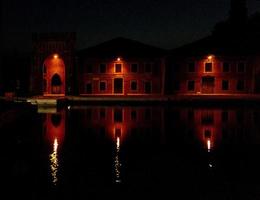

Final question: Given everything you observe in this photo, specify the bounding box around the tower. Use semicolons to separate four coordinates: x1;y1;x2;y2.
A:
31;33;76;96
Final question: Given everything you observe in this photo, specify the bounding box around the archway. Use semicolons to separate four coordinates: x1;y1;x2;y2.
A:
51;74;62;94
43;54;65;96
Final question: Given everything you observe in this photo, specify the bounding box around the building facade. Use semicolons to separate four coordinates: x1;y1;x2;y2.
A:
165;54;255;94
77;38;166;96
31;33;76;96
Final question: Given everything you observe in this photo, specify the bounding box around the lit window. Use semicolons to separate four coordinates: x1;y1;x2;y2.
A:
131;64;138;73
115;64;122;73
205;63;212;72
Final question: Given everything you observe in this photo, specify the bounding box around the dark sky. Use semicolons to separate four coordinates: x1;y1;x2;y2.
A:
2;0;260;52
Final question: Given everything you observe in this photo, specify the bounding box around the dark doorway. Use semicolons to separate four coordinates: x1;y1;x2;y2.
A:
202;76;215;93
51;74;62;94
114;78;123;94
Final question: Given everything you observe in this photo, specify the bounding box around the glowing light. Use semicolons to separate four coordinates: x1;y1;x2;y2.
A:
207;139;211;152
209;163;213;168
207;55;213;60
117;57;121;61
50;138;59;185
114;136;121;183
53;54;58;59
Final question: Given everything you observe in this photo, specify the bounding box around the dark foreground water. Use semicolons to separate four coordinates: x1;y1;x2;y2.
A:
5;103;260;199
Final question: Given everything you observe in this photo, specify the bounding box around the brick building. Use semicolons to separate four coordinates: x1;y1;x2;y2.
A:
165;0;260;95
77;37;166;96
31;33;76;96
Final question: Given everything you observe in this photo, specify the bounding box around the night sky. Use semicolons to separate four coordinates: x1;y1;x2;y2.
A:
2;0;260;52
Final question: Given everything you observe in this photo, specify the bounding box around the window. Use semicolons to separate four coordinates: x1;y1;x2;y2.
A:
131;64;138;73
237;80;245;91
100;64;106;73
223;62;230;72
187;80;195;91
85;82;92;94
237;62;245;73
99;108;106;119
115;64;122;73
222;80;229;90
99;81;106;91
114;108;123;122
131;80;137;91
205;63;212;72
145;63;152;73
86;64;93;73
131;110;137;120
144;81;152;94
188;62;195;72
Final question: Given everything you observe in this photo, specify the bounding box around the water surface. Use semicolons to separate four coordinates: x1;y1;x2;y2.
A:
7;104;260;199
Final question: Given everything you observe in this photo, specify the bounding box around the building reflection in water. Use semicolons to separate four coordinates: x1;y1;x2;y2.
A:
41;105;260;184
73;106;165;183
42;109;66;186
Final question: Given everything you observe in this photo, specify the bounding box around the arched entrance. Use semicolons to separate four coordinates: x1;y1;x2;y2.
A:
43;54;65;96
51;74;62;94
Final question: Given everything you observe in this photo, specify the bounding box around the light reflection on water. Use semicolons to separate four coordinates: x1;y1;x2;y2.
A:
114;136;121;183
50;138;59;185
30;105;260;198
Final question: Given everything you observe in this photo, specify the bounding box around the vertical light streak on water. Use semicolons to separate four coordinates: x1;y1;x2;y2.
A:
114;136;121;183
50;138;59;185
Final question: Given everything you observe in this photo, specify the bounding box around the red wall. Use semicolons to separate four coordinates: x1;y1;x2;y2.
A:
79;58;164;95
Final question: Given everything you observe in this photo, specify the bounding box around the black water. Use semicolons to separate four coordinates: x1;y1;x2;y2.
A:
5;103;260;199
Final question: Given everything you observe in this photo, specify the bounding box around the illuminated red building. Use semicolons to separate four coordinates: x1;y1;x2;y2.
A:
77;37;166;96
31;33;76;96
165;0;260;95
